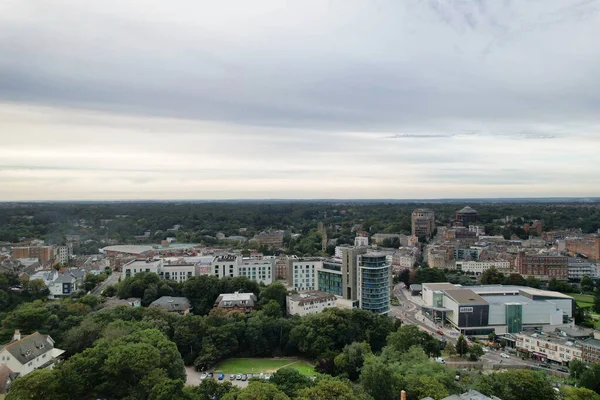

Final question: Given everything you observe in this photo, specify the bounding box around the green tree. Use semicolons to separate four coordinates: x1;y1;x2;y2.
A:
475;369;558;400
480;267;505;285
269;367;313;397
445;341;456;356
259;282;288;311
580;362;600;393
405;375;449;400
359;356;401;400
5;368;61;400
334;342;372;381
468;344;484;361
297;378;368;400
233;381;290;400
581;275;595;293
187;379;237;400
456;335;469;357
562;387;600;400
386;325;440;357
570;358;586;382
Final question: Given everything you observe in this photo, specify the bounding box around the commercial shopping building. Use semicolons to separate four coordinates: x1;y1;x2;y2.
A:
421;283;574;335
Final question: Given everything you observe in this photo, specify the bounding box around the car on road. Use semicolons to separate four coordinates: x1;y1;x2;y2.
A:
538;363;551;369
218;374;225;380
482;347;489;353
241;374;247;381
437;329;445;336
435;357;446;364
500;353;510;359
229;374;235;380
557;367;569;373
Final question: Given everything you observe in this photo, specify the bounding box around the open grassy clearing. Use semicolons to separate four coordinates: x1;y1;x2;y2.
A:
213;358;316;375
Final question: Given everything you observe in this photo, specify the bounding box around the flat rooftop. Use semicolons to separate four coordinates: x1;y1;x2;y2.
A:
423;283;460;291
288;290;337;303
444;289;487;305
102;245;154;254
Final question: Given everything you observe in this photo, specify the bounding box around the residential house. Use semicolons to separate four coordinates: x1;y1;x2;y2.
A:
0;364;18;396
149;296;192;315
214;292;258;313
0;331;65;378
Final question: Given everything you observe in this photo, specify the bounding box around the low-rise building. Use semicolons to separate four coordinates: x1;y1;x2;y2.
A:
516;331;582;365
161;263;198;282
0;331;64;378
568;258;595;280
123;259;163;279
214;292;258;313
516;252;569;281
149;296;192;315
287;290;337;316
566;235;600;261
455;260;511;276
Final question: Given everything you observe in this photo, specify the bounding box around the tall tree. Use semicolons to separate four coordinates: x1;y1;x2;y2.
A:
456;335;469;357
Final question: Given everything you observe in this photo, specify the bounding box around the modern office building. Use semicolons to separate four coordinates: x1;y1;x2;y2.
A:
421;283;574;335
357;252;391;314
318;258;344;296
455;206;479;226
161;263;198;282
411;209;435;238
455;260;511;275
340;247;367;301
212;255;275;284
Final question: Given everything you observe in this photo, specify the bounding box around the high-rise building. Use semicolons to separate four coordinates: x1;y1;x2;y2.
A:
341;247;367;301
287;258;322;291
456;206;479;226
318;258;344;296
357;252;391;314
411;209;435;238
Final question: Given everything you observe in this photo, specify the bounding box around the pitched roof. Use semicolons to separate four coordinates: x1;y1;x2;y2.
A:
0;332;54;365
149;296;191;312
457;206;478;214
0;365;18;394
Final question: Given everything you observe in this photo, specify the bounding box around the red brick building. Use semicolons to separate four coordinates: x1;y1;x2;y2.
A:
566;236;600;261
515;252;568;281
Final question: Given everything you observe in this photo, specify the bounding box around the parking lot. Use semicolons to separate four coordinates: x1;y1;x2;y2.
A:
185;366;275;388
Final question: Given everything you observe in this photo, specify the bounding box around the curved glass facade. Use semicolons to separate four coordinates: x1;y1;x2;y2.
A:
359;254;391;314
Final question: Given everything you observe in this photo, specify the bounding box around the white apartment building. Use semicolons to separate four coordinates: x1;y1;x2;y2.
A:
162;264;198;283
354;236;369;247
55;245;72;264
212;255;274;285
288;259;322;291
568;258;597;280
123;259;163;279
516;332;582;365
455;260;511;275
238;257;275;285
286;291;337;316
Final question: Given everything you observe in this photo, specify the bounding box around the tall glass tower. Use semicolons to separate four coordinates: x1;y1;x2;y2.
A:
358;252;391;314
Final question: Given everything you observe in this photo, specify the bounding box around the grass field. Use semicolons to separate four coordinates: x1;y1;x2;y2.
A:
214;358;316;376
569;293;594;308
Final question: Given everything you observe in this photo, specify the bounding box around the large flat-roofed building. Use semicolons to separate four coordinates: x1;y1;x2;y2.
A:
101;245;154;257
287;290;337;316
286;258;322;291
161;263;198;282
212;255;274;284
411;209;435;238
455;260;511;275
421;283;574;335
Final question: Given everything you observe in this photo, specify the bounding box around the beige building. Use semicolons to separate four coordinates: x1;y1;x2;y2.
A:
516;332;582;365
411;209;435;238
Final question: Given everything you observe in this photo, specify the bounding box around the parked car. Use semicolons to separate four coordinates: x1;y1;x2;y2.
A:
538;363;551;369
200;373;207;380
236;374;242;380
557;367;569;373
500;353;510;359
218;374;225;380
229;374;235;381
207;372;214;378
482;347;489;353
241;374;247;381
437;329;445;336
265;374;271;380
435;357;446;364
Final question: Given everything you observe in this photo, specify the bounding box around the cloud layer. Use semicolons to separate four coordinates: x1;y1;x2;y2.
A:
1;0;599;200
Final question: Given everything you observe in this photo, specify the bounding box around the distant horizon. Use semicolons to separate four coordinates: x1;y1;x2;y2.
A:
2;196;600;204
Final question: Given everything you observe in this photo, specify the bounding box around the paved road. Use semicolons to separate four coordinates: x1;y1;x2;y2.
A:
91;270;121;295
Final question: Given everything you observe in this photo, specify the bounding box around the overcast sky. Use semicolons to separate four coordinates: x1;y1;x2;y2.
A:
1;0;599;200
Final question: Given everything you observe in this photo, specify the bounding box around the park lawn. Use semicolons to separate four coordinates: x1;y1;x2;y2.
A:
214;358;315;376
569;293;594;308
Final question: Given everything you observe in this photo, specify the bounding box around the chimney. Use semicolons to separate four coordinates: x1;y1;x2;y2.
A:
13;330;21;342
400;390;406;400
